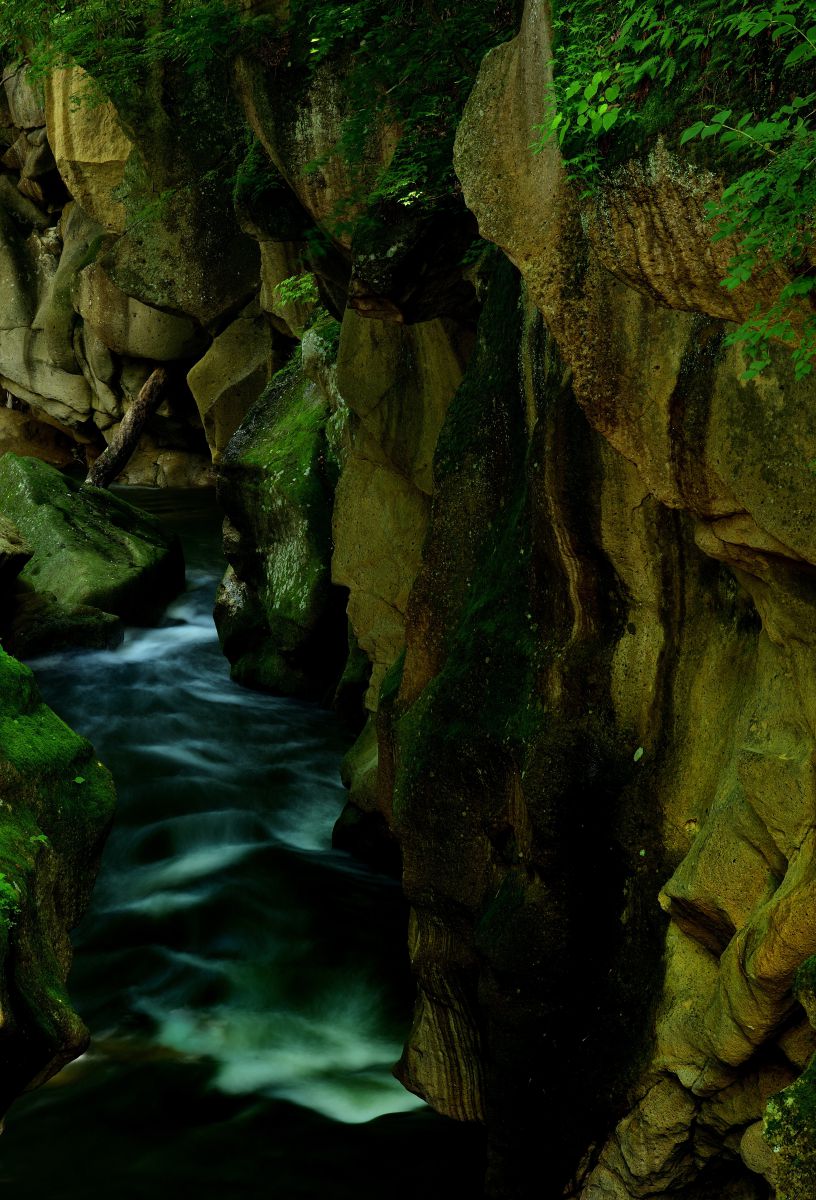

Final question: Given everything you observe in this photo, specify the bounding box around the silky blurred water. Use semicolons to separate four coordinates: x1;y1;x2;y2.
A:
0;489;484;1198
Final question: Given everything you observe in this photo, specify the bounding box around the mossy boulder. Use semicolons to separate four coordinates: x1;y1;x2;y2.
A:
0;646;115;1109
216;347;346;699
0;453;184;645
765;1058;816;1200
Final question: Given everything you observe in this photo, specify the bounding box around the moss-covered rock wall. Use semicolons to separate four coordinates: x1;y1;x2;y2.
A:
0;648;114;1110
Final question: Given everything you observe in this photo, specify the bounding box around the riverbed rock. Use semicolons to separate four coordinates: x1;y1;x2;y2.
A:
0;645;115;1109
216;334;346;699
0;453;184;631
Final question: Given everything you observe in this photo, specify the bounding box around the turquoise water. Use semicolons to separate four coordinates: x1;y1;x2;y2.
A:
0;490;484;1197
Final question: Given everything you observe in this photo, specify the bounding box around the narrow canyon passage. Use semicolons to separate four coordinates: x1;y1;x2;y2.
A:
0;490;482;1197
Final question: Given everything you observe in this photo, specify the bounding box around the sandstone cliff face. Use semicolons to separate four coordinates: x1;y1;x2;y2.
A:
440;2;816;1195
0;59;248;485
227;4;816;1196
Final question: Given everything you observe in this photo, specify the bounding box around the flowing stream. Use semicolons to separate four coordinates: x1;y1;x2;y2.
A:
0;490;483;1198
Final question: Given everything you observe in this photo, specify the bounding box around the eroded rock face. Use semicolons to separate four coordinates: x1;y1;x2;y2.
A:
0;38;305;481
0;646;115;1110
187;303;276;460
44;66;132;233
5;5;816;1195
331;313;470;705
406;1;816;1195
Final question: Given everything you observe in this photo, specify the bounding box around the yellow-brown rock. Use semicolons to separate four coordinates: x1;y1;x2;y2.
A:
44;67;132;233
450;3;816;1196
73;262;207;362
330;314;470;708
336;313;470;496
332;443;430;707
187;306;273;460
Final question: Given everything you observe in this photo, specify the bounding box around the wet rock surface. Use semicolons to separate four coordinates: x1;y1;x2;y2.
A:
0;646;114;1111
0;454;183;653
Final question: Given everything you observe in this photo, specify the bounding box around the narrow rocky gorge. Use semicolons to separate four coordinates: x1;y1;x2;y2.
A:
0;1;815;1197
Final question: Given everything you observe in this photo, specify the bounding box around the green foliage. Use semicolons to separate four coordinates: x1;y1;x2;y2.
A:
534;1;816;378
0;871;21;926
0;2;520;252
232;134;283;207
0;0;278;106
289;0;518;215
275;272;320;307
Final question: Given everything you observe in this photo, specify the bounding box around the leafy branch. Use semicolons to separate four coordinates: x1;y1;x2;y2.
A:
288;0;517;216
534;0;816;378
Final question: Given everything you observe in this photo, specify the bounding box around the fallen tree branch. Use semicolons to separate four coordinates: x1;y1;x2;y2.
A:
84;367;169;489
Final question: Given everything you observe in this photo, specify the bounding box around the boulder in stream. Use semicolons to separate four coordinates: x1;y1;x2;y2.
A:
0;452;184;654
216;337;347;701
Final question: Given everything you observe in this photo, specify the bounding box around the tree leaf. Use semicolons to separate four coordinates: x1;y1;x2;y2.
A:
784;42;814;66
680;120;706;145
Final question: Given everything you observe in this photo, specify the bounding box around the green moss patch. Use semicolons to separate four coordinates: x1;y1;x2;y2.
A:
0;453;184;626
765;1054;816;1200
385;256;663;1191
217;359;348;699
0;645;114;1105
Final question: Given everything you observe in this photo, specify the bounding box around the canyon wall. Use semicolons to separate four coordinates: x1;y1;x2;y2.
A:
1;3;815;1196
